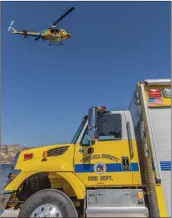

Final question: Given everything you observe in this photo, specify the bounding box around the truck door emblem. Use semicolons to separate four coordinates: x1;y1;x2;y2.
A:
94;162;106;174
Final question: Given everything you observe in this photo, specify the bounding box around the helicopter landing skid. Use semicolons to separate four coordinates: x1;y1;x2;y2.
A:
49;42;65;46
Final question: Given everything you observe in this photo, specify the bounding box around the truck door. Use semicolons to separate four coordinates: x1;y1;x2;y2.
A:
74;111;141;187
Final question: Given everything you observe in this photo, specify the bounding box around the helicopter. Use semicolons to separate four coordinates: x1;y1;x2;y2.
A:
8;6;75;46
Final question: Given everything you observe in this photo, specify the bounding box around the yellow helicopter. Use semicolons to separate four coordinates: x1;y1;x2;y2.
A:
8;6;75;45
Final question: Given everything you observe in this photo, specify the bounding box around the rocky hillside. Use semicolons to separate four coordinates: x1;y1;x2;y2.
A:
0;145;26;164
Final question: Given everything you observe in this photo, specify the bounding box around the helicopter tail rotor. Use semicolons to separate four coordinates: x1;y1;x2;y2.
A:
8;20;14;31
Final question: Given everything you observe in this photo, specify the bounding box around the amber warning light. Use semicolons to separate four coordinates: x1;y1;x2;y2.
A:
42;151;48;161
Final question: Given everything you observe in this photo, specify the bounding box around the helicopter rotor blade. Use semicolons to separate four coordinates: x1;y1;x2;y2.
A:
52;6;75;27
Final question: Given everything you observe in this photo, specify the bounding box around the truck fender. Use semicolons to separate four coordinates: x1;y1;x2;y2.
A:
4;172;37;192
56;172;86;200
4;171;86;200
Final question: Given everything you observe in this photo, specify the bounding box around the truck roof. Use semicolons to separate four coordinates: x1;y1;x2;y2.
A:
140;79;171;86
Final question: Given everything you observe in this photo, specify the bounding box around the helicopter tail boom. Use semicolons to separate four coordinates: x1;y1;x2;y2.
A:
8;20;17;33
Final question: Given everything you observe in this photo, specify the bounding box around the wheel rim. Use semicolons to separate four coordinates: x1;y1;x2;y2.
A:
30;204;62;217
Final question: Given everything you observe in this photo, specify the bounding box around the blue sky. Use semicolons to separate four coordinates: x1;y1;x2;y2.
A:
1;1;171;147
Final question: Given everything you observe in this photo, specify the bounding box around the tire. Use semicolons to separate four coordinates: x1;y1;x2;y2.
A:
18;189;78;217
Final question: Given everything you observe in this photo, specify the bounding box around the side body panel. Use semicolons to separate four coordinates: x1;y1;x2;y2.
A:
130;80;171;217
142;82;171;217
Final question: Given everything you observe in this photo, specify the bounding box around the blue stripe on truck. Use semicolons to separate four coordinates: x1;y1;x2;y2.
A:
75;163;139;173
160;161;171;171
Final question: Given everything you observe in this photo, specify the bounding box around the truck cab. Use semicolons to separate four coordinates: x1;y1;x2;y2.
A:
73;108;142;188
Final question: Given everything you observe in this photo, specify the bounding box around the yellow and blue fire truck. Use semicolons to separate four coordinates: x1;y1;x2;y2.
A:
0;79;171;217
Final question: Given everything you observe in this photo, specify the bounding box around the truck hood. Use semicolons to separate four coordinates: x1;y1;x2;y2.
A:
16;143;73;163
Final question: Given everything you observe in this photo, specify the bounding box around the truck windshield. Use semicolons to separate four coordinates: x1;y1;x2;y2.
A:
71;116;87;144
97;113;122;140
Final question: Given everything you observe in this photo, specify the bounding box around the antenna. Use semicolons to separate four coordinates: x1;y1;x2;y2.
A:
8;20;14;31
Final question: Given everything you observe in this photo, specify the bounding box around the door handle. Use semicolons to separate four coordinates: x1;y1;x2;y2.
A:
122;156;130;171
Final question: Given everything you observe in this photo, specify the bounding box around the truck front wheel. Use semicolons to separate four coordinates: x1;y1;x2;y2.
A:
18;189;78;217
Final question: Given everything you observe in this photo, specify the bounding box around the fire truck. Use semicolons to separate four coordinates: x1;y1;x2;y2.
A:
0;79;171;217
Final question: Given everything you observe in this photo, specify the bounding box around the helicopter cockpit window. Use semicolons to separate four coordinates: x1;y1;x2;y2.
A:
50;29;55;33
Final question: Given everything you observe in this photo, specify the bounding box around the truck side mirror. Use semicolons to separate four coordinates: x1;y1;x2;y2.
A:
88;106;98;142
88;106;97;128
